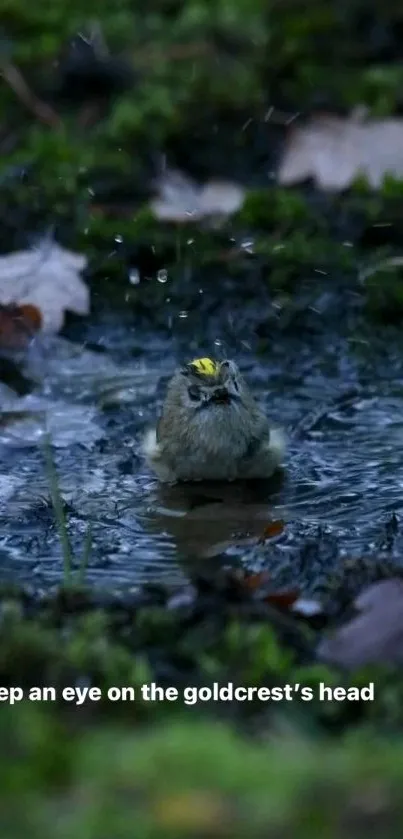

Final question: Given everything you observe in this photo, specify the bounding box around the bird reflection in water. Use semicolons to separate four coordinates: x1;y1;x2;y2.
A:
145;472;286;560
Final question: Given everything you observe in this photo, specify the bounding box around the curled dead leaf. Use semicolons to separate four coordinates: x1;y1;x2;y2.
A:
264;589;300;609
0;242;89;333
150;169;244;222
0;303;42;349
241;571;271;591
236;570;300;610
258;520;285;543
278;111;403;191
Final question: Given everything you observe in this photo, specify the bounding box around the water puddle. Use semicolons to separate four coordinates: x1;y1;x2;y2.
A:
1;316;403;592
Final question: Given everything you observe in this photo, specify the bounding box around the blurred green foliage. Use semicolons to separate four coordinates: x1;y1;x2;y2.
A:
0;579;403;835
1;0;403;316
1;703;403;837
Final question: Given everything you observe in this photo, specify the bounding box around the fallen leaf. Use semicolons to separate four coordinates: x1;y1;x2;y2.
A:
0;303;42;349
0;242;89;333
318;578;403;669
258;520;285;543
241;571;271;591
150;169;244;222
234;570;300;609
265;589;300;609
278;110;403;191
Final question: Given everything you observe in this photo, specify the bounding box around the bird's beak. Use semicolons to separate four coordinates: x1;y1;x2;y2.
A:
210;387;231;404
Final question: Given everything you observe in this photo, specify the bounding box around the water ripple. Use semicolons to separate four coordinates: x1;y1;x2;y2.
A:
1;322;403;590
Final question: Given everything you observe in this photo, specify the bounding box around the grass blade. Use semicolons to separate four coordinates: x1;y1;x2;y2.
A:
77;522;92;585
42;435;73;586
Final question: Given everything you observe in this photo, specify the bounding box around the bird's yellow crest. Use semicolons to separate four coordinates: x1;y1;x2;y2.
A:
189;357;220;377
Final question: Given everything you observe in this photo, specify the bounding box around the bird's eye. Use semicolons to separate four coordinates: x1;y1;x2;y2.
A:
188;385;201;401
221;360;236;376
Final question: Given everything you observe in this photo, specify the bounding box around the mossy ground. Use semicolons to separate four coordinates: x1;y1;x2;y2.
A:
1;574;403;837
2;1;403;834
1;1;403;318
4;708;403;838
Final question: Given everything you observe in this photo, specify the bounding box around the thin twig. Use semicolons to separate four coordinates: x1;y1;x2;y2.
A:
1;61;61;128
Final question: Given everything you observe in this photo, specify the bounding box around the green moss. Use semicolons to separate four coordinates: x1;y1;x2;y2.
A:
2;705;403;837
1;1;403;319
2;1;403;186
239;189;315;228
1;573;403;835
365;262;403;320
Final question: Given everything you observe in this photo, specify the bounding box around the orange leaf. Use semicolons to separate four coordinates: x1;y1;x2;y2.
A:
258;520;284;543
18;304;42;331
264;590;300;609
241;571;271;591
0;303;42;349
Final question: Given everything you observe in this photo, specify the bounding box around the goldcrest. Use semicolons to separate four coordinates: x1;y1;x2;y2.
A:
143;357;285;483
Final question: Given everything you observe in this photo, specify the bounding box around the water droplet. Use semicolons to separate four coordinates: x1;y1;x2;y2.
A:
157;269;168;283
187;238;194;245
115;234;123;244
199;288;204;294
179;310;188;319
129;268;140;285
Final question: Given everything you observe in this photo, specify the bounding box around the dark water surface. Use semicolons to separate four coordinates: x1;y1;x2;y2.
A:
1;297;403;594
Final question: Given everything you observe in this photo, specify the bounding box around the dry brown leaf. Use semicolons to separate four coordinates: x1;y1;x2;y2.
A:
241;571;271;591
264;589;300;609
150;169;244;222
258;519;285;543
0;303;42;349
0;242;89;333
318;578;403;669
237;570;300;609
278;110;403;191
